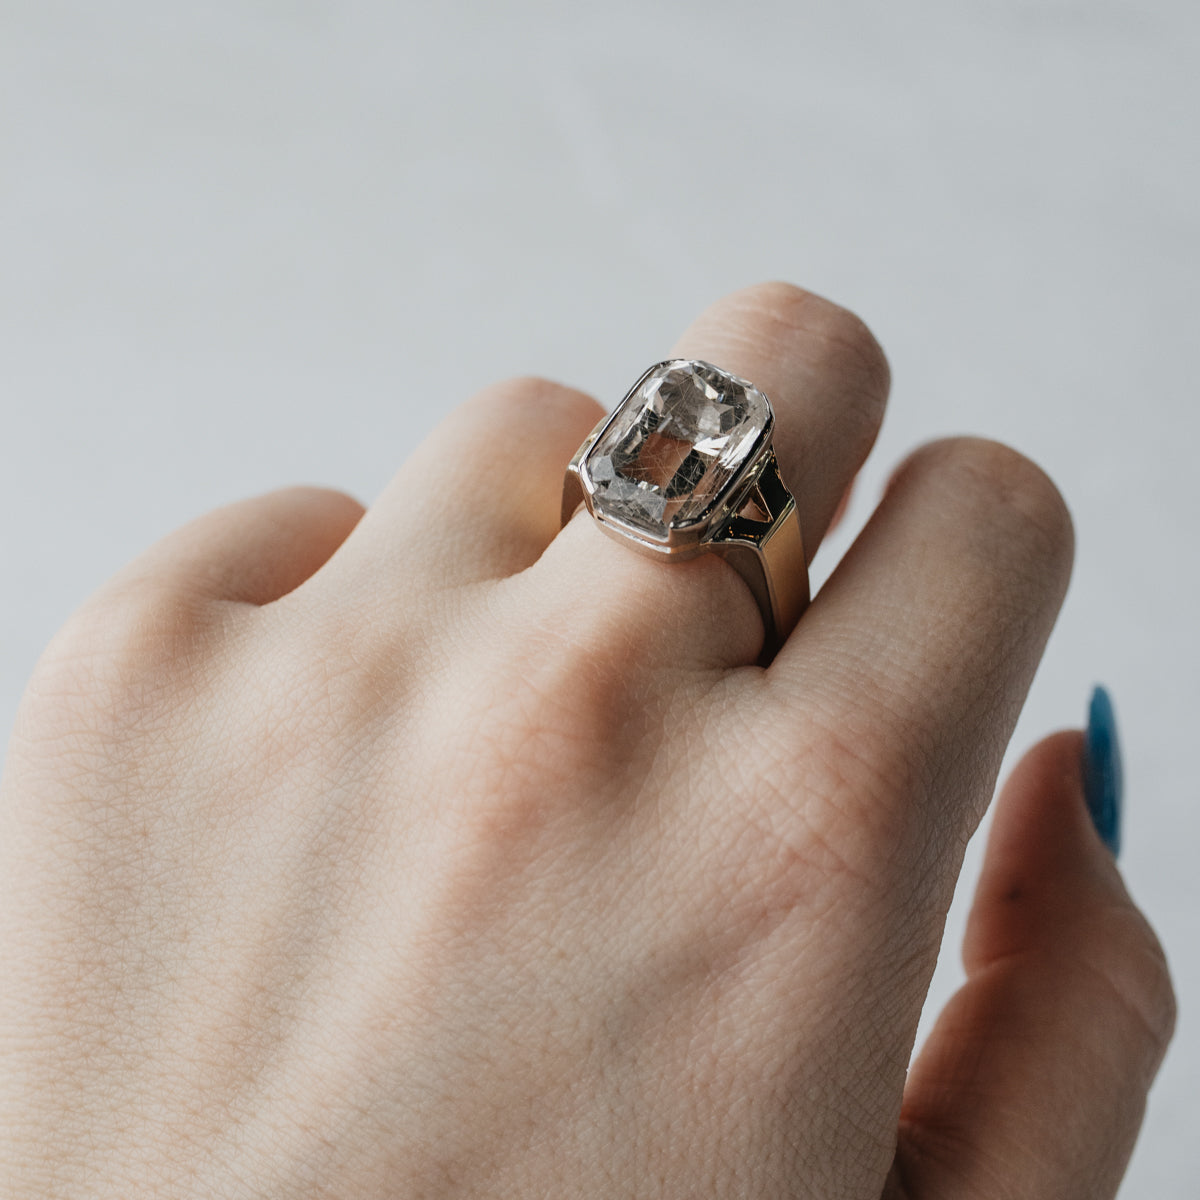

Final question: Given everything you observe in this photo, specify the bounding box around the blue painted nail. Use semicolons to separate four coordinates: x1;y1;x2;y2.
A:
1083;686;1123;857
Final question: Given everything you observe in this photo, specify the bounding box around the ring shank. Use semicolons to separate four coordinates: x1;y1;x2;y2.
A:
710;450;809;661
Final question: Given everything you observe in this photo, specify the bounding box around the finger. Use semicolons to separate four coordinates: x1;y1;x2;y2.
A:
892;730;1175;1199
724;438;1075;1133
765;437;1075;887
99;486;365;606
508;282;891;670
328;377;604;592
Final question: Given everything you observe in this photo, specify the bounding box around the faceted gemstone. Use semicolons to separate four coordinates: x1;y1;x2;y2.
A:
585;360;769;541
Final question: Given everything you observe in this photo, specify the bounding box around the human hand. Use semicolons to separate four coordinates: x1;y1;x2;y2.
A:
0;284;1174;1198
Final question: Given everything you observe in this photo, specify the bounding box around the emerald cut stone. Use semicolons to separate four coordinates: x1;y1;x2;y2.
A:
584;360;770;541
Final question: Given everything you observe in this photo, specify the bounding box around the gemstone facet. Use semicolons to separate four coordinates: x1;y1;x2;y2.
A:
583;360;770;542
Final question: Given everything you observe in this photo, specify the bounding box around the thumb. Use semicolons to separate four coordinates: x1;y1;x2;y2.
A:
889;691;1176;1200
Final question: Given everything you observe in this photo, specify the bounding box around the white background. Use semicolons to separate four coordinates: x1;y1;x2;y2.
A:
1;1;1196;1193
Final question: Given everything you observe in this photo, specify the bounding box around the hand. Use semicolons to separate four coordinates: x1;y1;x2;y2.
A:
0;283;1174;1198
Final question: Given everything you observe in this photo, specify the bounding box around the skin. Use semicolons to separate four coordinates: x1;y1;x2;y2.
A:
0;283;1175;1198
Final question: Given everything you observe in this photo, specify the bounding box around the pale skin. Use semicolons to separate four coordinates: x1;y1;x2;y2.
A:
0;283;1175;1198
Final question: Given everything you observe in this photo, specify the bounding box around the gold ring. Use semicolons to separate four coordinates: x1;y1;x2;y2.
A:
561;359;809;661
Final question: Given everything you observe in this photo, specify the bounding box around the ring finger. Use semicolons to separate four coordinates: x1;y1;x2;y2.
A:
508;281;892;671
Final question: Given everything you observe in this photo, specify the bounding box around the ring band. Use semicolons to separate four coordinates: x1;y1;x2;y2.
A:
561;359;810;660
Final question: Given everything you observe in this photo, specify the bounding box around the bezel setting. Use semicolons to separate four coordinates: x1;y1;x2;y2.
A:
561;356;809;662
567;359;775;556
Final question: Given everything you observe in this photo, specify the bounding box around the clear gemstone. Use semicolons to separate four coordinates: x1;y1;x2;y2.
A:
585;360;769;541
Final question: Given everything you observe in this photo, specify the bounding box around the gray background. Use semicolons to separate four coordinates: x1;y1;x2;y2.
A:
1;1;1196;1193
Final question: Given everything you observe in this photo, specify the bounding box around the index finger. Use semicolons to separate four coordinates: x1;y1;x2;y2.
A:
761;436;1075;899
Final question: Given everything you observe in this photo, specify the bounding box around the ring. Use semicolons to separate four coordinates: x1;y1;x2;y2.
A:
561;359;810;659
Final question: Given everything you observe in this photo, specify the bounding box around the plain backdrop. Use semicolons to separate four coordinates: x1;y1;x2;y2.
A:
2;1;1197;1194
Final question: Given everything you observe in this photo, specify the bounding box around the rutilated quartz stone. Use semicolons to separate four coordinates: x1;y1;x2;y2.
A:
585;360;769;541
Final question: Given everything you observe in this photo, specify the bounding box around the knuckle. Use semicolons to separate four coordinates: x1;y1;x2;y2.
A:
65;583;214;667
426;650;620;862
276;484;366;524
9;588;232;814
803;717;926;871
475;374;604;428
901;436;1075;587
454;616;624;777
745;698;928;896
740;281;891;416
699;702;938;962
30;584;222;729
1095;906;1178;1061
